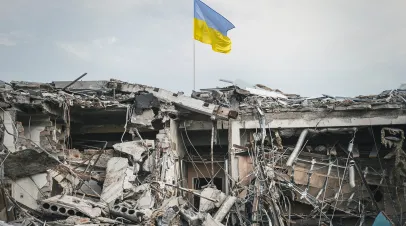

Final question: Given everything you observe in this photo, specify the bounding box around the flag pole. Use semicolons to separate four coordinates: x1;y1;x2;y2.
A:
193;36;196;91
193;3;196;91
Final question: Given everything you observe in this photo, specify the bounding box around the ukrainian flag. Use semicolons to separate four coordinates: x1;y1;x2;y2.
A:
194;0;235;54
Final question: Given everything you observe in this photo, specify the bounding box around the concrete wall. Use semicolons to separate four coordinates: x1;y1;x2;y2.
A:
11;173;48;210
238;156;254;186
0;110;16;153
2;113;53;210
22;115;51;146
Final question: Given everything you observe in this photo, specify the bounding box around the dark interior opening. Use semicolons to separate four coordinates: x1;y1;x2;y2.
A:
369;185;383;202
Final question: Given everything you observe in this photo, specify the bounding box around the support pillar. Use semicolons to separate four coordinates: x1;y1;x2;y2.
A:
228;120;240;189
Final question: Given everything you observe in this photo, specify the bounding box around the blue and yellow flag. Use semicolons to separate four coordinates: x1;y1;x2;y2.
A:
194;0;235;53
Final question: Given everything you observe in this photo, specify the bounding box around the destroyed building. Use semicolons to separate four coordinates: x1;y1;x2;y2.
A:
0;77;405;226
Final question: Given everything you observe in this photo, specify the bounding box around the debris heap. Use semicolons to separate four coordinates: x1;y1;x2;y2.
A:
0;78;405;225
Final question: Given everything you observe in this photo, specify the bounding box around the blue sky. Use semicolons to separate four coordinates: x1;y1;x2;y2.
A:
0;0;405;96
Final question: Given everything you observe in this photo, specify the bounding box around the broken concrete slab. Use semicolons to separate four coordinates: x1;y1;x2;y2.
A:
52;80;110;91
136;189;154;209
40;195;102;218
130;109;155;127
112;140;154;162
111;81;238;120
213;196;237;222
100;157;133;204
11;173;49;210
199;187;226;212
10;81;54;91
4;148;60;179
202;214;224;226
111;204;152;224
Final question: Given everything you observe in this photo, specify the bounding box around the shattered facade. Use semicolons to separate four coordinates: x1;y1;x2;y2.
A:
0;78;405;225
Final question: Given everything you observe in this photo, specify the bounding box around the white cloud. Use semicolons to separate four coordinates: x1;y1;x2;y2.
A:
80;0;162;14
0;31;33;47
0;35;16;46
91;36;118;49
56;42;91;61
56;36;120;62
107;36;117;44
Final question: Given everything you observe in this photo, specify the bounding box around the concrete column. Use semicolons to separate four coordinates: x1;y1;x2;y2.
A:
170;119;189;192
157;128;177;196
224;159;229;195
228;120;241;188
169;119;185;159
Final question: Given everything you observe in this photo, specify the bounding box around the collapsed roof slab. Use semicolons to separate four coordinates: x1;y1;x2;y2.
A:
112;81;238;120
183;110;406;130
52;80;110;91
239;110;406;129
4;148;60;179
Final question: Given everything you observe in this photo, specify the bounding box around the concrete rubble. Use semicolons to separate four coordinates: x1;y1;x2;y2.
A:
0;77;406;225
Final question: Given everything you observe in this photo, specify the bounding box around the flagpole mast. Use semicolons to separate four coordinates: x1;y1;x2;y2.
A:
193;37;196;91
193;1;196;91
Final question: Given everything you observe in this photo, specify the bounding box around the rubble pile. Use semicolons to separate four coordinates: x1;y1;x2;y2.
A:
0;77;405;225
192;80;406;113
0;78;241;226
